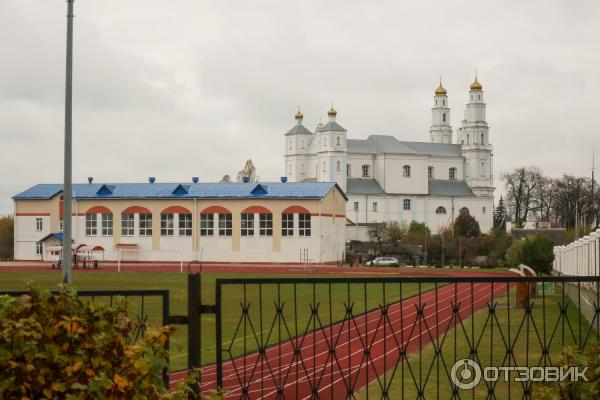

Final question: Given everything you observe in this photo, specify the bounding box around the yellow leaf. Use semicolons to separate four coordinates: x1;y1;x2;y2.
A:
114;374;132;391
43;388;52;398
134;359;150;375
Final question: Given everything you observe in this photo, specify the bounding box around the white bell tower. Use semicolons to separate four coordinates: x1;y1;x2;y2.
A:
457;74;494;197
316;107;347;192
284;109;312;182
429;79;453;144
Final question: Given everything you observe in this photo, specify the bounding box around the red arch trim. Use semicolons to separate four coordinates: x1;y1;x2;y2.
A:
282;205;311;214
86;206;112;214
201;206;231;214
241;205;272;214
122;206;152;214
161;205;192;215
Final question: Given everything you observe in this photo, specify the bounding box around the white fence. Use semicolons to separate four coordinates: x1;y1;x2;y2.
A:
553;229;600;276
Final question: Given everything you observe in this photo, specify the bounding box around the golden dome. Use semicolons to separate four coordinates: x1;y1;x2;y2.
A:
295;110;303;120
435;84;447;96
328;107;337;117
470;77;482;91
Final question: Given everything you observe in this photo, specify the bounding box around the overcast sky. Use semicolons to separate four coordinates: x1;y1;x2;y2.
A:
1;0;599;215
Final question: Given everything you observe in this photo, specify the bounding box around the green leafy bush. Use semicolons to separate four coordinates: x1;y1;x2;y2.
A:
0;286;198;399
506;234;554;274
534;344;600;399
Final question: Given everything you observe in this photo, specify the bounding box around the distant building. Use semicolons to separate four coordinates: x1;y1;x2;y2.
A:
13;180;346;264
284;76;494;240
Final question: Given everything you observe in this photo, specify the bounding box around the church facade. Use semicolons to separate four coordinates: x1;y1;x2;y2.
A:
284;76;494;240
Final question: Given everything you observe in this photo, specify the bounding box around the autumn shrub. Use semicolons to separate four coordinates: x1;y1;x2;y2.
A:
534;344;600;399
0;286;199;399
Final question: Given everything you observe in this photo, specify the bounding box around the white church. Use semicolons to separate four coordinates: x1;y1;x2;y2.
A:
284;76;495;241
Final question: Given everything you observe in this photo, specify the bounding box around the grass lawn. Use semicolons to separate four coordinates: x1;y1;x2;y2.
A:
0;271;436;371
357;284;599;399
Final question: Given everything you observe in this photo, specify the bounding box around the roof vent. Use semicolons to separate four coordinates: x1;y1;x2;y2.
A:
148;177;156;183
172;184;190;195
192;177;199;183
96;184;115;196
280;176;288;183
251;183;268;196
242;176;250;183
88;177;93;184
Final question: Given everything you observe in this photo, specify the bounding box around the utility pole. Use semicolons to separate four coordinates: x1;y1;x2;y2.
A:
62;0;75;284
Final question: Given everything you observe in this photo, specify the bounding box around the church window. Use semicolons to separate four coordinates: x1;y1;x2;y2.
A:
478;94;481;100
443;100;446;106
482;207;486;214
336;160;341;172
436;206;447;214
288;140;292;150
289;164;293;175
403;165;411;177
353;202;359;212
481;133;485;144
449;167;457;180
301;140;305;149
372;202;378;212
323;137;327;146
480;161;485;177
428;166;434;179
461;140;464;145
322;161;326;173
442;113;446;122
435;100;438;106
467;134;470;144
362;165;370;177
459;207;470;215
347;164;351;177
336;136;341;146
403;199;411;211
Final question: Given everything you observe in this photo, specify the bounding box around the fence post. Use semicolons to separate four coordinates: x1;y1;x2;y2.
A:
188;273;201;395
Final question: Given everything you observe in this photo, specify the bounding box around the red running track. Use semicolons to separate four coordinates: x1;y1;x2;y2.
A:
171;278;513;399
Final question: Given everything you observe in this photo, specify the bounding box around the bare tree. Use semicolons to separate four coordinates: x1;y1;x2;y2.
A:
220;175;231;183
501;166;543;226
236;159;258;182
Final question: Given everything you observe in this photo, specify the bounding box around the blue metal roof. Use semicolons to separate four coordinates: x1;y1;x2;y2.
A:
14;182;347;200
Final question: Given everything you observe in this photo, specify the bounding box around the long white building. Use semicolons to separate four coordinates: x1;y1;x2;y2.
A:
284;76;494;240
13;181;346;264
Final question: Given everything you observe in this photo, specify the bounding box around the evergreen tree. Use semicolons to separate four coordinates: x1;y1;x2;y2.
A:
493;195;507;232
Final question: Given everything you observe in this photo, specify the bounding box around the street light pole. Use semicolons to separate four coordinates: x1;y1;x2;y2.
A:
62;0;75;284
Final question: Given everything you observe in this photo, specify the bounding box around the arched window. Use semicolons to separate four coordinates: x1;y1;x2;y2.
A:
160;206;192;237
347;164;351;177
480;133;484;144
288;140;292;150
403;165;411;177
323;137;327;146
322;161;326;173
428;166;434;179
200;206;230;237
443;99;446;106
478;94;481;100
442;113;446;122
436;206;447;214
336;136;341;146
467;134;470;144
336;160;341;172
85;206;112;237
480;160;485;177
362;165;370;177
449;167;457;180
459;207;470;215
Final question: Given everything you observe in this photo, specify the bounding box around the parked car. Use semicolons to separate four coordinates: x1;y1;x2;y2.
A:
366;257;399;267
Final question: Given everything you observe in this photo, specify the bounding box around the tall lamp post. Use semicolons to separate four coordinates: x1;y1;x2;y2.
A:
62;0;75;284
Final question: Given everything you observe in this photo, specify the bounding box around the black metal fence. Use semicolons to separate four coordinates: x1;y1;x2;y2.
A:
2;289;172;386
212;276;600;399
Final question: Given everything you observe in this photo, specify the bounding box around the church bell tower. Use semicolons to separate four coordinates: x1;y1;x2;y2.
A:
429;79;453;144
